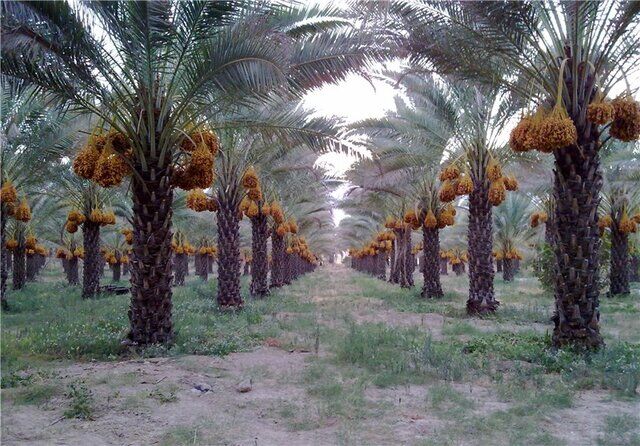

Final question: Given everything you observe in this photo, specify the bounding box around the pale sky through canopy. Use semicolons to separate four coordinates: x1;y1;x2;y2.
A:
304;73;400;226
305;73;399;176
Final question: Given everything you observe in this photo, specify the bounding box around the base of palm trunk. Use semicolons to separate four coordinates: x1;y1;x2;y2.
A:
0;209;7;309
196;254;209;282
250;215;270;297
502;259;514;282
439;259;448;275
270;232;285;288
12;248;26;290
26;254;38;282
67;258;79;285
630;255;639;282
173;254;187;286
112;264;121;282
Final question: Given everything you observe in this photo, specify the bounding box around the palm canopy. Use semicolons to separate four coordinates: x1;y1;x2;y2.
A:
382;1;640;102
493;193;537;255
600;141;640;216
1;0;380;166
1;77;75;190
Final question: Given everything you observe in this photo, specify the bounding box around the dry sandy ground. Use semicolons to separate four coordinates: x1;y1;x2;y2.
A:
2;266;638;445
4;346;638;446
3;346;638;446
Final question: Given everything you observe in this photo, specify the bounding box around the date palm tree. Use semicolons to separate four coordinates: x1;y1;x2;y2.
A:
600;143;640;296
51;174;125;298
2;1;379;343
386;0;640;348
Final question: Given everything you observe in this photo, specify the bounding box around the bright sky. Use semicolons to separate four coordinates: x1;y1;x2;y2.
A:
305;73;399;174
303;73;400;226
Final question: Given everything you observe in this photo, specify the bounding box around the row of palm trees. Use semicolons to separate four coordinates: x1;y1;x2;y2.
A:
1;1;639;353
1;0;371;345
341;0;640;350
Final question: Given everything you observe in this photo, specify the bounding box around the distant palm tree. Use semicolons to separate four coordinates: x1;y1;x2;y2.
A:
493;194;537;282
51;174;125;298
600;143;640;296
352;72;525;311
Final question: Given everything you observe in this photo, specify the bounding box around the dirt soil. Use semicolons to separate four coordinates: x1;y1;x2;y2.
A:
2;265;638;445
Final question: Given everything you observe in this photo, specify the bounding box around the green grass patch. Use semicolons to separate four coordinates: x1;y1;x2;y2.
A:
1;274;322;383
428;383;475;418
464;332;640;396
334;323;425;386
64;381;94;420
11;382;61;406
597;414;640;446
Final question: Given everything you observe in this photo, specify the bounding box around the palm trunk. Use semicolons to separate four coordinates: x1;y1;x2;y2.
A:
544;216;556;246
609;225;629;296
404;228;414;287
82;221;101;298
12;230;26;291
550;112;603;349
26;253;37;281
389;244;398;283
466;182;498;315
216;199;242;308
394;228;411;288
502;258;514;282
112;263;121;282
377;252;386;280
127;162;174;346
270;230;285;288
422;228;443;299
630;255;639;282
173;253;187;286
250;214;270;297
1;206;8;310
440;258;448;275
496;259;502;272
67;257;79;285
36;253;45;274
196;254;208;281
61;258;69;277
283;252;292;284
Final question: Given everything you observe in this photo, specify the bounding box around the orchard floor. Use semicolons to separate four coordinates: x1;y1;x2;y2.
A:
1;264;639;446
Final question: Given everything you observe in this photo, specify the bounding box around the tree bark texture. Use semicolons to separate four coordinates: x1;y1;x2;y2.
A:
270;230;285;288
216;200;242;308
466;182;498;315
609;225;629;295
127;162;174;346
82;222;101;298
421;228;443;299
250;214;269;297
